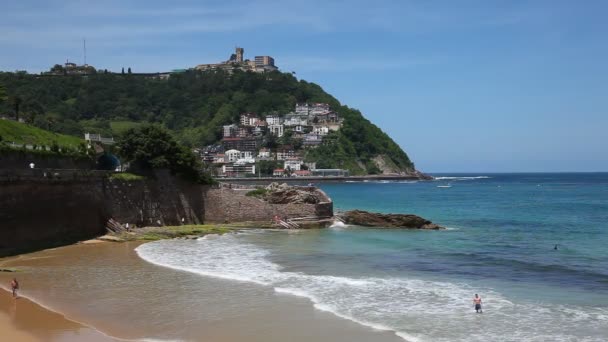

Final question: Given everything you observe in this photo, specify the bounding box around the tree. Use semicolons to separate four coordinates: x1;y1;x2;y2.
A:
128;67;132;74
9;95;22;121
121;67;125;75
117;125;212;183
0;84;6;104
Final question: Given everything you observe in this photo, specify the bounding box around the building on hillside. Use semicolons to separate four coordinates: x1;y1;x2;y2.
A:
310;103;331;116
195;47;277;73
236;126;252;138
293;170;312;177
212;154;225;164
303;133;324;147
84;133;115;145
222;137;259;152
284;158;303;171
222;162;256;177
258;148;271;158
293;125;308;133
273;169;286;177
45;61;96;76
312;126;330;136
253;120;267;136
223;124;238;138
265;114;282;125
295;103;310;115
240;113;258;126
311;169;350;177
225;149;241;163
254;56;278;72
284;114;308;126
225;149;254;162
268;124;284;137
276;146;296;160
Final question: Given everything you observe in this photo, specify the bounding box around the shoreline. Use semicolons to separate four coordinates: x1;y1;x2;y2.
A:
218;174;431;183
0;238;406;342
0;283;115;341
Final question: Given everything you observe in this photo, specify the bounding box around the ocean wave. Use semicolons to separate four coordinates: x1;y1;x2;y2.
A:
135;235;608;342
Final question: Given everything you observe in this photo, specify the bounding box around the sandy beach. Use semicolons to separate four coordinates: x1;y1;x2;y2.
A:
0;240;404;342
0;285;113;341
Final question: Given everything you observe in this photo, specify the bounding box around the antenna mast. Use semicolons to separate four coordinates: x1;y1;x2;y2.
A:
83;38;87;66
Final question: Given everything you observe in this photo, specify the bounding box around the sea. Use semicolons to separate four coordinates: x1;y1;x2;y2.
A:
136;173;608;342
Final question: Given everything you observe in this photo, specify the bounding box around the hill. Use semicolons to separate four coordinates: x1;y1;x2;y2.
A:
0;70;417;175
0;119;84;149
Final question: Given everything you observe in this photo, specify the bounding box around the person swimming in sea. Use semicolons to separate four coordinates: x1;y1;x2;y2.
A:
473;294;483;313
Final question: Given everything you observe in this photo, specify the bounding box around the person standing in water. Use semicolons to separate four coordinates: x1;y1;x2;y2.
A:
10;278;19;298
473;294;483;313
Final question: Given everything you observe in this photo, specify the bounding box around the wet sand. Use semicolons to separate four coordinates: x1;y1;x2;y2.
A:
0;286;114;341
0;241;405;342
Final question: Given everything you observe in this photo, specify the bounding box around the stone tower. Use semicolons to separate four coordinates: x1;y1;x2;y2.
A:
235;47;244;63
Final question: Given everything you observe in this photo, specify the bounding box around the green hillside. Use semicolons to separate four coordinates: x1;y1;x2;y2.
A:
0;70;416;174
0;119;84;148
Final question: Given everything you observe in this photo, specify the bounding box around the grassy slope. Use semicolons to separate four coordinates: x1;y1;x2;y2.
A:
0;120;83;148
109;120;144;135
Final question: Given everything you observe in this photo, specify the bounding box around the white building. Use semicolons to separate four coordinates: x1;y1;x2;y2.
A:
295;103;309;115
223;124;238;138
225;149;241;162
312;126;330;136
258;148;271;158
222;163;256;176
269;124;284;137
266;115;282;125
225;149;253;162
276;147;296;160
240;113;257;126
284;159;303;171
284;114;308;126
310;103;330;116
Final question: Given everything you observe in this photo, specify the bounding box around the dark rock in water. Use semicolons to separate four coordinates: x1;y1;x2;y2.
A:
340;210;444;229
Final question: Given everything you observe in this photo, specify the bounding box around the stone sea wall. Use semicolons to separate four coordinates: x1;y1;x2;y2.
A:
0;169;332;257
202;186;333;223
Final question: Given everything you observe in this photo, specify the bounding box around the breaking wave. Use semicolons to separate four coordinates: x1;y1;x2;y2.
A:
135;234;607;342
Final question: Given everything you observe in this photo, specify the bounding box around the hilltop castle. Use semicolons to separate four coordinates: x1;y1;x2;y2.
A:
195;47;277;73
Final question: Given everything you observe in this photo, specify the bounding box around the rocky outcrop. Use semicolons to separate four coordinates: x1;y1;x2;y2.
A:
264;183;323;204
340;210;444;229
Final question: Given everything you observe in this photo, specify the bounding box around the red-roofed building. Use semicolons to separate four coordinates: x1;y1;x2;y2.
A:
273;169;285;177
293;170;312;177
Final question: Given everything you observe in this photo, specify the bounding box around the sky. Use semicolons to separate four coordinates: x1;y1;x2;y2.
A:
1;0;607;172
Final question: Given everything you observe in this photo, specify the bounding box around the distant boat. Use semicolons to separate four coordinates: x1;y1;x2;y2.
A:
437;184;452;188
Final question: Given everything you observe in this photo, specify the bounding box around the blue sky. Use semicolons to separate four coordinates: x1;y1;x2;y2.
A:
1;0;607;172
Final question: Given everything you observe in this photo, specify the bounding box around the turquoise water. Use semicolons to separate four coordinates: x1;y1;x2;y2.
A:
137;173;608;341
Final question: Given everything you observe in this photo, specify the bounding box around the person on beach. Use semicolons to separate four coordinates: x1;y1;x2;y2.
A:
473;294;482;313
10;278;19;298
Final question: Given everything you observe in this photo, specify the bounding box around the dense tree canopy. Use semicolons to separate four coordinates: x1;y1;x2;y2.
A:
0;69;415;173
117;124;212;183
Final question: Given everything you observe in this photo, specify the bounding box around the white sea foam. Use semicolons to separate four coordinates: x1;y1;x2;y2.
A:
329;220;350;228
136;234;608;342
